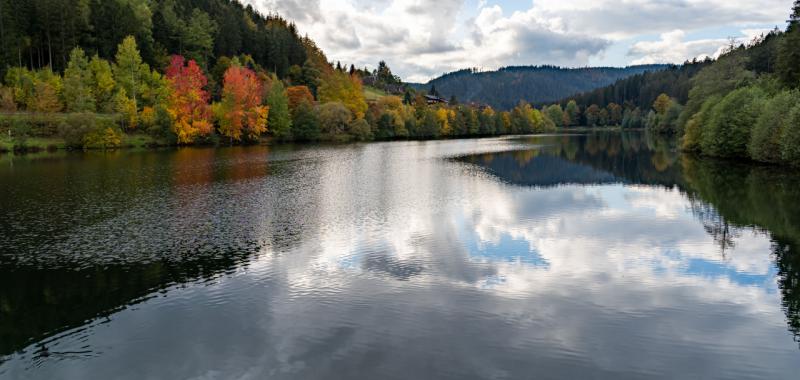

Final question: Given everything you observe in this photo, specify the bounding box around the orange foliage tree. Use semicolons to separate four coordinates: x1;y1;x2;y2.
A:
165;55;213;144
286;85;314;111
214;65;269;141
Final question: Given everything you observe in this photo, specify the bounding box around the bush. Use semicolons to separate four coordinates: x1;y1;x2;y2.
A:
700;86;765;158
144;105;176;143
10;119;32;148
317;102;352;136
58;113;122;149
58;113;97;148
347;119;373;141
780;104;800;165
83;125;122;149
750;90;795;163
681;95;720;152
290;100;321;142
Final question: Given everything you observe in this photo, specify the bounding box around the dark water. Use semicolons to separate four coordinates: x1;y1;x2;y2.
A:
1;132;800;379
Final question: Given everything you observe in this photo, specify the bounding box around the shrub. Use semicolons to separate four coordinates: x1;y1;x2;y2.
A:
58;113;122;149
317;102;352;136
749;90;795;163
681;95;720;152
10;119;31;149
780;104;800;166
58;113;97;148
700;86;765;158
347;118;373;141
83;125;122;149
290;100;321;142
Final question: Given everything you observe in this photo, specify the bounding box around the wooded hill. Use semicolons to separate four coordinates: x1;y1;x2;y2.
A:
0;0;314;79
409;65;667;110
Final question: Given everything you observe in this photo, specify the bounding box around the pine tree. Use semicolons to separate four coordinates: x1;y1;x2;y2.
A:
777;1;800;87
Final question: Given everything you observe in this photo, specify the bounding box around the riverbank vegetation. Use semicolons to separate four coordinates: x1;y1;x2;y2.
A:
552;2;800;166
0;0;561;154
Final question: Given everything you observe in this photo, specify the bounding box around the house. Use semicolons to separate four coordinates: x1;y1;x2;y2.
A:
424;95;448;105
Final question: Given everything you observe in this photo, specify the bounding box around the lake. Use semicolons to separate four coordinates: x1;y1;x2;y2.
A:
1;131;799;379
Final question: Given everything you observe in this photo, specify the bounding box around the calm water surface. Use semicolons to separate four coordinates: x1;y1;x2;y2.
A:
1;132;800;379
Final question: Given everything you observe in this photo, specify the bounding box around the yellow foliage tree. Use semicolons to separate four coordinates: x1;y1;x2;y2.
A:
318;71;367;119
435;108;455;136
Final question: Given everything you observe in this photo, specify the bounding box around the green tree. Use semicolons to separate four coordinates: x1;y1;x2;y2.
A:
777;1;800;87
545;104;564;128
565;100;580;126
780;103;800;165
347;118;373;141
113;36;149;110
291;100;320;141
183;9;218;68
266;78;292;141
750;90;795;162
700;86;766;158
63;47;95;112
682;96;720;151
418;108;440;138
376;112;396;140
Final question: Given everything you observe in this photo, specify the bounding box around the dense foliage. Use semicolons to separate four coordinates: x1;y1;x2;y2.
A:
563;61;712;112
0;35;561;151
551;2;800;167
0;0;309;78
410;65;667;110
676;2;800;166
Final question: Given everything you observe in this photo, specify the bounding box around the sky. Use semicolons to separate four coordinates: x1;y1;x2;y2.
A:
248;0;794;82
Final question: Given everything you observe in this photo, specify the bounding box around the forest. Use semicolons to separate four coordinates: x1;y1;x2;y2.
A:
410;65;667;110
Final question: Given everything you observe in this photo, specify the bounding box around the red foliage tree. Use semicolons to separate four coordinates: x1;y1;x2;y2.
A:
165;55;213;144
215;65;269;141
286;85;314;111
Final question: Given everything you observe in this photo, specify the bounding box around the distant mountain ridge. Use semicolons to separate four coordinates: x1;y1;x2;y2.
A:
410;65;669;110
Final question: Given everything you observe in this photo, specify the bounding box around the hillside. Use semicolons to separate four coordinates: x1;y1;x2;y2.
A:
410;65;667;110
560;61;713;111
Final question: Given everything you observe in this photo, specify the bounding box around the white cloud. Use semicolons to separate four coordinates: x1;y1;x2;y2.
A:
252;0;793;81
628;30;729;64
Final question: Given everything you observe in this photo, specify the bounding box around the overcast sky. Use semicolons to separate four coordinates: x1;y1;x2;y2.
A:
248;0;793;82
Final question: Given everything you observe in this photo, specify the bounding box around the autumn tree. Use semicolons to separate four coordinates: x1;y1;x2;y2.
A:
607;103;623;126
585;104;601;126
653;94;673;115
89;55;116;113
33;68;63;113
318;102;352;137
214;65;269;141
318;70;367;119
287;85;314;111
165;55;212;144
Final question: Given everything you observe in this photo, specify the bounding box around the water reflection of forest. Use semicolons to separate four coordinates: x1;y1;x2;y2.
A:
458;131;800;346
